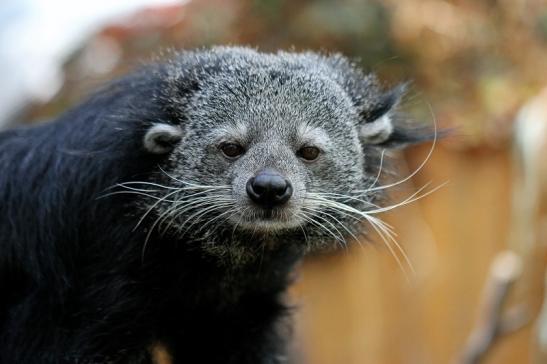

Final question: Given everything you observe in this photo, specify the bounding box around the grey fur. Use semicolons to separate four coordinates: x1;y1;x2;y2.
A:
0;46;432;364
134;46;415;263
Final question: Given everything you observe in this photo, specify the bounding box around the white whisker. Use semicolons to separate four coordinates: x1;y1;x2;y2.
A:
302;206;360;246
302;181;446;280
134;188;183;232
366;148;386;190
300;209;346;248
358;105;438;194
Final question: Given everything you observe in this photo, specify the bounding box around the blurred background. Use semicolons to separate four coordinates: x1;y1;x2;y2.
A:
2;0;547;363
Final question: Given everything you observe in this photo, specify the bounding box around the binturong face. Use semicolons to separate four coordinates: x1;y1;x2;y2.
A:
136;47;433;259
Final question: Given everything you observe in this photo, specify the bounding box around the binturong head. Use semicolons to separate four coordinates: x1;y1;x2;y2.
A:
133;46;435;261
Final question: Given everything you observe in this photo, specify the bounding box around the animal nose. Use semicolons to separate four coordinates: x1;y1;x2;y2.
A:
246;169;293;208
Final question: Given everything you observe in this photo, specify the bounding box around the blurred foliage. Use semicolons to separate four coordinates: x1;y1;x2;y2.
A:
28;0;547;152
20;2;547;363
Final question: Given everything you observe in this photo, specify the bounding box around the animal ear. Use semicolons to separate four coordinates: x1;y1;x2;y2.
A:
143;123;183;154
359;84;437;147
359;84;404;145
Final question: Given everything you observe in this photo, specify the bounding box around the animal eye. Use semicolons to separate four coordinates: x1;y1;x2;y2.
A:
220;142;245;158
297;146;321;161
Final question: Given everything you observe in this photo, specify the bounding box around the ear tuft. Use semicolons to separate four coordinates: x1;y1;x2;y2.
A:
143;123;183;154
359;83;442;147
364;84;406;123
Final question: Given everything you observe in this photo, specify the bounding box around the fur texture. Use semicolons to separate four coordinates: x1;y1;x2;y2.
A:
0;47;431;363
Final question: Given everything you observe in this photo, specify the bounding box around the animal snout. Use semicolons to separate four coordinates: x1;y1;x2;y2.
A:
246;169;293;208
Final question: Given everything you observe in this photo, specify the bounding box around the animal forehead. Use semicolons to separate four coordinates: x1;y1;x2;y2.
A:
240;70;343;102
190;69;355;127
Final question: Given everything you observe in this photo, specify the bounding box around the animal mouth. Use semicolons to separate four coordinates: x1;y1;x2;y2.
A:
234;205;302;232
256;208;282;220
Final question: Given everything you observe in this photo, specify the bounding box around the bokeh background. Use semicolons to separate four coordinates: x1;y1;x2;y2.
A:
2;1;547;363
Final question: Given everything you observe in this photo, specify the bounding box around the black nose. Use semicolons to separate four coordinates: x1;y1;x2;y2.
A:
246;169;293;208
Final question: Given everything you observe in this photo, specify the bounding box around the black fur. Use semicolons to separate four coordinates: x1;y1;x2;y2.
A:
0;60;303;363
0;48;431;363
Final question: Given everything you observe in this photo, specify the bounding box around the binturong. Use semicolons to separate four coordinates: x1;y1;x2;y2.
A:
0;46;435;363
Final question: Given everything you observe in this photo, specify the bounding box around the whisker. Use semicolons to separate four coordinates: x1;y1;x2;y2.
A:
365;214;412;281
292;211;309;248
178;202;234;235
115;182;181;191
302;192;422;279
366;148;386;190
162;195;233;233
150;190;232;229
310;192;381;209
137;190;227;233
358;181;448;215
307;180;446;218
96;190;177;202
306;207;362;247
207;207;243;239
314;214;348;250
358;108;438;194
367;214;414;275
118;181;188;190
231;207;250;241
300;209;346;248
134;189;183;232
197;206;238;234
141;195;232;260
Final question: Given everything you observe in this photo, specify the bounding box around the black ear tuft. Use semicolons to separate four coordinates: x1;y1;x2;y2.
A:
375;126;439;148
364;84;407;123
360;83;444;147
143;123;183;154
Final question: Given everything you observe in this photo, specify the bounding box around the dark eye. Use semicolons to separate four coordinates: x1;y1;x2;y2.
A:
297;146;321;161
220;142;245;158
